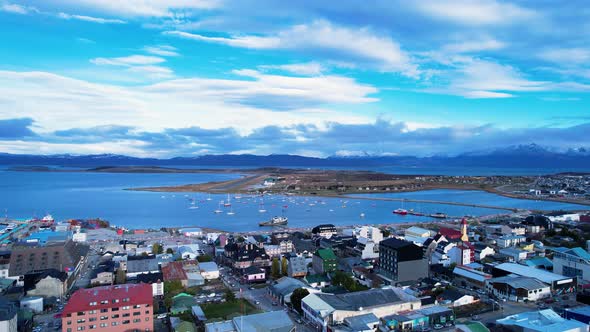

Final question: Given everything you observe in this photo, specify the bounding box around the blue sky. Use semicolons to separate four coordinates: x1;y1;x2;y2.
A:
0;0;589;157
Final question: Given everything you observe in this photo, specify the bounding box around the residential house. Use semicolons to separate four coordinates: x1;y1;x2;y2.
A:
287;255;308;278
171;293;197;314
437;289;476;307
0;296;17;332
268;277;312;305
23;269;67;299
136;272;164;297
198;262;220;280
243;266;266;283
225;243;271;270
448;243;474;266
162;261;188;287
496;235;526;248
473;244;495;261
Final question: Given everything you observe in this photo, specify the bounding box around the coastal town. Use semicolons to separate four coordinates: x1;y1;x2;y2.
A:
1;204;590;332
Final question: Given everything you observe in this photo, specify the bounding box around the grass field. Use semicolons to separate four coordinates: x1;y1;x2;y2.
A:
202;300;261;320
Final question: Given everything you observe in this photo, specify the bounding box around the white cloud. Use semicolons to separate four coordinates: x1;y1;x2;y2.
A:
143;45;179;57
126;66;174;79
442;38;505;53
164;20;419;77
413;0;537;26
453;60;548;93
57;12;126;24
259;62;324;76
1;2;37;14
539;48;590;65
55;0;219;17
0;70;374;135
0;139;150;156
90;55;166;66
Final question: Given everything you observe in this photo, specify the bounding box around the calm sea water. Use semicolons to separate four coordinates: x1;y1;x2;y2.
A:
0;170;587;231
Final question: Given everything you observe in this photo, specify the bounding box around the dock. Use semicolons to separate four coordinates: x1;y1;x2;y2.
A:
341;196;521;212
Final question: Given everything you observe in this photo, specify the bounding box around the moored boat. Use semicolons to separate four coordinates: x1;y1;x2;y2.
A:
393;208;408;215
259;216;288;226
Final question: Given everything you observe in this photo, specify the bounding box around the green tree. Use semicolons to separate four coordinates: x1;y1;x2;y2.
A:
164;280;184;294
166;248;174;254
115;268;126;284
225;289;236;302
290;288;310;314
271;257;281;279
281;256;288;276
152;243;163;255
197;254;213;262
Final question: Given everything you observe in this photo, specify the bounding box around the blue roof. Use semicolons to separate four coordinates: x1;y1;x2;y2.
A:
524;257;554;269
553;247;590;260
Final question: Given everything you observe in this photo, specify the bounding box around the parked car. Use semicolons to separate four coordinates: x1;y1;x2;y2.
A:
433;324;443;330
157;313;168;319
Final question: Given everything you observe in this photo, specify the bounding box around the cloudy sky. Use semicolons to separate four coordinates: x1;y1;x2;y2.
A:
0;0;589;157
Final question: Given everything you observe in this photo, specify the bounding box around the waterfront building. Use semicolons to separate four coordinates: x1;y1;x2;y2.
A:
312;224;338;239
379;238;428;283
491;263;577;294
62;284;153;332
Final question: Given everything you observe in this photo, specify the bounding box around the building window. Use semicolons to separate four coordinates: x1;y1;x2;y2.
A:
100;309;108;313
133;304;141;309
122;306;130;310
111;307;119;312
77;319;86;324
88;310;96;314
123;297;130;302
100;300;108;304
122;320;130;325
89;325;96;330
111;314;119;319
89;318;97;322
77;327;85;331
133;312;141;316
100;316;108;320
145;317;150;321
77;312;85;316
89;302;97;306
112;322;118;326
134;319;141;323
100;323;107;328
123;313;130;317
112;299;119;304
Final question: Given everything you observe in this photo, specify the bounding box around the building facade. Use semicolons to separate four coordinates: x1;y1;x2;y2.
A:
62;284;153;332
379;238;428;283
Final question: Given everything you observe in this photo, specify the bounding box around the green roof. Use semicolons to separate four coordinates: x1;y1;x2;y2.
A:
461;322;489;332
316;249;337;260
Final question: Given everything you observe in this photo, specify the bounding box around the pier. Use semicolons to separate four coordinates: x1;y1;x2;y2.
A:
341;195;521;212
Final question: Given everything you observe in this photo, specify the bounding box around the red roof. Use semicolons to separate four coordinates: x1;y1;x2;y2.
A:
162;261;188;281
439;227;462;240
63;284;152;314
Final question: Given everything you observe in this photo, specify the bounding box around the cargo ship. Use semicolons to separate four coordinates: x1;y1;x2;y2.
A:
429;212;448;219
259;216;288;226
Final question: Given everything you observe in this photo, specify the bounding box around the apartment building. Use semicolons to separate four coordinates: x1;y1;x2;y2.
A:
62;283;153;332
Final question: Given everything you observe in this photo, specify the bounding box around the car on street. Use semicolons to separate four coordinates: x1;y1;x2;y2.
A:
272;302;278;306
157;313;168;319
433;324;443;330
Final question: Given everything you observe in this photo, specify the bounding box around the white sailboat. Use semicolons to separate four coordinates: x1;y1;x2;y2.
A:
206;193;212;201
224;193;231;207
227;207;235;215
214;201;223;214
258;197;267;213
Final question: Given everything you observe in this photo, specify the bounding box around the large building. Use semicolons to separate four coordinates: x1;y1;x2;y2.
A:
9;240;89;280
312;249;337;274
491;263;577;294
486;276;551;302
62;284;153;332
301;287;421;332
552;247;590;283
312;224;338;239
379;238;428;283
497;309;588;332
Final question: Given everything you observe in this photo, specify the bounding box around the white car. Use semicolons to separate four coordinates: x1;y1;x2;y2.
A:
157;313;167;319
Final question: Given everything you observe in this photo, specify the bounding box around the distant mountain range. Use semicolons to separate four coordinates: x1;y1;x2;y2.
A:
2;144;590;169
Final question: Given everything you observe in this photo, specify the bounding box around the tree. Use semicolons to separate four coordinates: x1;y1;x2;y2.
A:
290;288;310;314
271;257;281;279
152;243;163;255
281;256;288;276
381;228;391;238
164;280;184;294
225;289;236;302
115;268;126;284
166;248;174;254
197;254;213;262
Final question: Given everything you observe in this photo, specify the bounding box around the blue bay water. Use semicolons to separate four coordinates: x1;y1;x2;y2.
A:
0;170;587;232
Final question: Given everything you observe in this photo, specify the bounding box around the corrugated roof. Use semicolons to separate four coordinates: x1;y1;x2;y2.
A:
495;263;570;284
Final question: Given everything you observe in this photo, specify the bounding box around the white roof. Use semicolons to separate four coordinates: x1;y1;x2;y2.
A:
495;263;570;284
453;266;491;282
301;293;335;318
405;226;432;237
